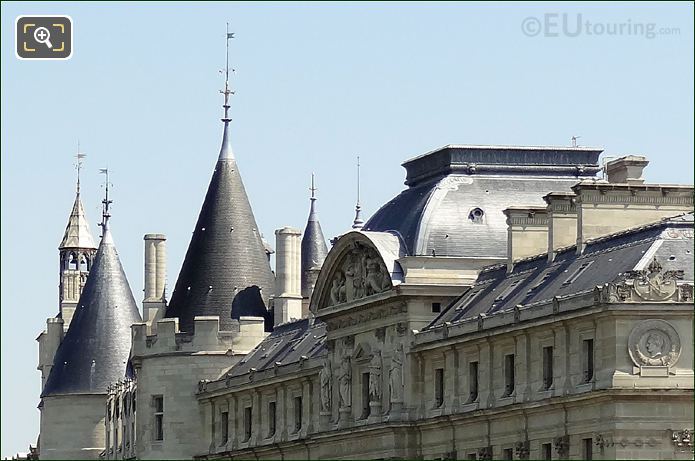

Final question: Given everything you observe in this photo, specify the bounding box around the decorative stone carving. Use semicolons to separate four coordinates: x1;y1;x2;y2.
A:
554;435;569;457
514;441;530;460
672;429;693;450
369;352;382;402
396;322;408;336
319;358;332;413
679;284;693;302
629;259;683;301
628;319;681;368
338;355;352;408
477;446;492;460
389;344;404;404
324;242;392;307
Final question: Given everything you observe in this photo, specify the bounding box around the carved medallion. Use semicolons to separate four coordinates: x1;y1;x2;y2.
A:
628;319;681;367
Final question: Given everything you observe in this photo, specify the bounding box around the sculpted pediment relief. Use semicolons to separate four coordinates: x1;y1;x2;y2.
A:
321;241;392;309
594;257;689;303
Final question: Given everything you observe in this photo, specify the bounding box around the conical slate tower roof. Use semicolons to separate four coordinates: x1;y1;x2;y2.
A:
42;223;141;397
164;113;275;332
59;192;97;250
301;177;328;298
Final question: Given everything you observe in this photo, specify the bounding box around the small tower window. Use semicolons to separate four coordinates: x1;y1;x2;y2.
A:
79;254;88;272
68;252;78;270
468;208;485;223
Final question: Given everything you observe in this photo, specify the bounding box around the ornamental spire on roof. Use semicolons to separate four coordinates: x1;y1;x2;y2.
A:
164;27;275;332
59;149;96;250
301;173;328;299
352;156;364;229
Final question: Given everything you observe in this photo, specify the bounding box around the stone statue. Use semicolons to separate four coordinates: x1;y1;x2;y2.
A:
324;243;393;307
339;356;351;408
330;271;346;305
320;358;332;412
389;344;404;403
369;352;382;402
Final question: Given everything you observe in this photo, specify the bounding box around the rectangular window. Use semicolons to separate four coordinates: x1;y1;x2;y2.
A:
582;438;593;460
543;346;554;390
542;443;552;460
220;411;229;445
294;396;303;432
468;361;479;402
434;367;444;407
268;401;276;437
115;425;119;451
153;395;164;442
467;453;477;460
243;406;252;441
362;372;370;418
504;354;515;396
431;302;441;313
583;339;594;382
503;448;513;460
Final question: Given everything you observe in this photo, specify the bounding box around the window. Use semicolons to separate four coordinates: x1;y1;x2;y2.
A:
132;394;136;414
243;406;252;441
115;425;119;451
431;302;441;313
543;346;554;390
153;396;164;441
503;448;513;460
268;402;276;437
542;443;552;460
468;361;479;402
583;339;594;382
220;411;229;445
504;354;515;397
434;368;444;407
469;207;484;223
467;453;477;460
582;438;593;460
294;396;303;432
361;372;370;418
562;261;594;286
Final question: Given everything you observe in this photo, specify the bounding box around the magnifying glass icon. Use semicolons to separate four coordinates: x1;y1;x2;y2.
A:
33;27;53;49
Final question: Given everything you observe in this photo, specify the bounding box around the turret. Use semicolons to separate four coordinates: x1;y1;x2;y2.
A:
301;174;328;314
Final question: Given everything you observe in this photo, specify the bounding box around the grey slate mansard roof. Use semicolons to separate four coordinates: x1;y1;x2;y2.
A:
364;145;602;257
228;318;327;378
42;224;142;397
427;213;695;329
164;118;275;333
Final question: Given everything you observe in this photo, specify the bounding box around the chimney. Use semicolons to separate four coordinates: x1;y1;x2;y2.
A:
573;180;694;253
37;317;65;391
274;227;302;326
143;234;167;324
605;155;649;184
503;207;549;272
543;192;577;262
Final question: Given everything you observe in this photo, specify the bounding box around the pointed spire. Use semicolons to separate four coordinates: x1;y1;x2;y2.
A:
352;156;364;229
219;23;235;161
43;205;141;397
302;173;328;300
59;153;96;250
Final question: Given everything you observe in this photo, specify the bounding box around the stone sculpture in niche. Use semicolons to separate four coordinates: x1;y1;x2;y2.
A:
338;355;352;408
628;319;681;368
389;344;404;404
324;241;392;307
369;351;382;402
319;358;332;413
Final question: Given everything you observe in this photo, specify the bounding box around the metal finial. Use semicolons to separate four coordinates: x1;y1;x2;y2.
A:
220;23;235;123
310;173;317;201
352;156;364;229
98;168;112;229
75;142;86;195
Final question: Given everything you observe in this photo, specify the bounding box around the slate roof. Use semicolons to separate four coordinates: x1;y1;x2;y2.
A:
427;213;695;328
165;119;275;332
42;223;141;397
59;192;97;250
301;194;328;297
364;145;602;257
228;318;327;377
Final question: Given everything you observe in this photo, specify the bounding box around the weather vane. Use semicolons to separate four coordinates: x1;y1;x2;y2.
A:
75;140;86;194
98;168;112;229
220;23;235;122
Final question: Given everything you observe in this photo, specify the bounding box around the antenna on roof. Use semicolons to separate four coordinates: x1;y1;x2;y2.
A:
571;135;581;148
98;168;112;230
352;156;364;230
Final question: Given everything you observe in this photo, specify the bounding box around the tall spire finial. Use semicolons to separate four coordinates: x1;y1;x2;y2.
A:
220;23;235;123
310;173;317;201
352;156;364;229
75;142;86;195
98;168;112;230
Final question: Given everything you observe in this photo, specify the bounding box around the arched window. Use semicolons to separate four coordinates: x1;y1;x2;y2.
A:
79;254;88;272
68;252;78;270
468;207;485;224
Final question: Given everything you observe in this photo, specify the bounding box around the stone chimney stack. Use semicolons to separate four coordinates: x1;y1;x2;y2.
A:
274;227;302;326
503;207;549;272
605;155;649;184
143;233;167;324
543;192;577;262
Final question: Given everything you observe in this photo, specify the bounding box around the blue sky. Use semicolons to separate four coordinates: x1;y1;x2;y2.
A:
1;1;693;456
